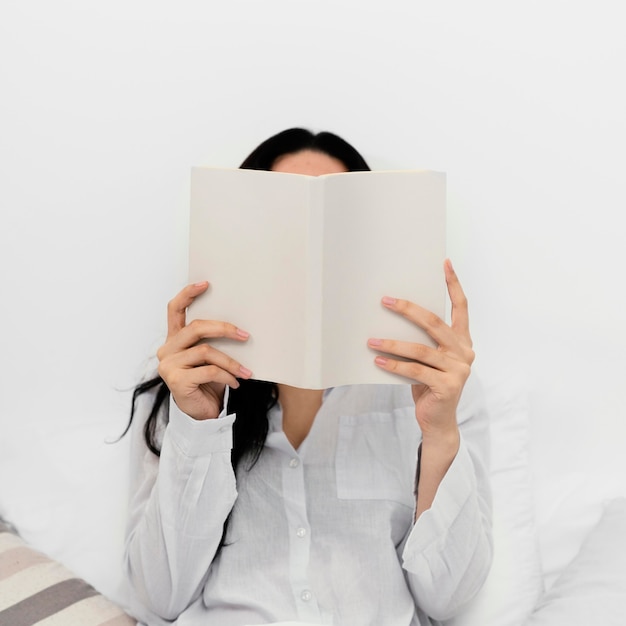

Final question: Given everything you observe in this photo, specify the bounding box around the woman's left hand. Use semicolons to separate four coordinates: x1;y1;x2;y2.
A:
368;259;474;443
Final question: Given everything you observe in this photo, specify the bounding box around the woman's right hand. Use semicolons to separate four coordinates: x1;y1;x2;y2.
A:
157;281;253;420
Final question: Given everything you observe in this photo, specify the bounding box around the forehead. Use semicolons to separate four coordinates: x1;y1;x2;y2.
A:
271;150;348;176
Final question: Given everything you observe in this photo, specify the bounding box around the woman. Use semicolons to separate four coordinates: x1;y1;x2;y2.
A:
123;128;492;626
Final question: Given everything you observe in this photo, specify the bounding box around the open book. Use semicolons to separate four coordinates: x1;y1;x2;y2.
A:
188;167;446;388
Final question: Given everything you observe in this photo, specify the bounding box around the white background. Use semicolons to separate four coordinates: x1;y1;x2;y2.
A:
1;0;625;594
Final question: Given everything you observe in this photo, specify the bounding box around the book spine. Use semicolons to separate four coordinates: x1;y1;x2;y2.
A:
306;178;324;388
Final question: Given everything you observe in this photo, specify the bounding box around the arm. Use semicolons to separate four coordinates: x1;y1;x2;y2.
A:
368;260;493;619
403;375;492;620
124;399;237;623
124;282;253;623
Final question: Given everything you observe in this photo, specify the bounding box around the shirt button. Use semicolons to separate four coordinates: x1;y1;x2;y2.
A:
296;527;307;538
289;458;300;468
300;590;312;602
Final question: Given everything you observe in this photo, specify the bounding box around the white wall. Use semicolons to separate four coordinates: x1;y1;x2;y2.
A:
2;0;625;517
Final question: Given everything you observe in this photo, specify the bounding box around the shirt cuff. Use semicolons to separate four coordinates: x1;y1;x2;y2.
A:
167;395;236;457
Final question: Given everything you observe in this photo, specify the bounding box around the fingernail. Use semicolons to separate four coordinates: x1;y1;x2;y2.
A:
375;356;388;366
382;297;396;306
368;338;383;346
236;328;250;339
239;366;253;378
193;280;208;287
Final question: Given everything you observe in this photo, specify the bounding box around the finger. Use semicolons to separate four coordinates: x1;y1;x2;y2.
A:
160;342;253;381
162;318;250;356
381;296;458;349
374;354;471;391
184;365;243;390
373;355;441;387
444;259;471;338
166;282;210;338
367;338;448;371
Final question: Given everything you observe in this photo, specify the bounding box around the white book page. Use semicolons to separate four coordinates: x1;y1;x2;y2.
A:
187;168;312;386
320;171;446;387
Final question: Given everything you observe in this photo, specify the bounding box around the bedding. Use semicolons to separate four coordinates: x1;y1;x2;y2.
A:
533;469;626;592
525;497;626;626
0;520;135;626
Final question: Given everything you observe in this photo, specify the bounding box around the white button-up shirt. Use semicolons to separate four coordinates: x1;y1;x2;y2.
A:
124;376;492;626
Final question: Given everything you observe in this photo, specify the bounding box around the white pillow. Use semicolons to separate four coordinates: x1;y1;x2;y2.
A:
449;373;544;626
0;419;131;606
525;497;626;626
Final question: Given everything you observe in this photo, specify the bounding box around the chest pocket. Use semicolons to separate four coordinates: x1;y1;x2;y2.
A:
335;410;420;509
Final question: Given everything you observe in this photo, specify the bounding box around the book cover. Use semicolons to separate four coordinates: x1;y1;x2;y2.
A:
188;167;446;388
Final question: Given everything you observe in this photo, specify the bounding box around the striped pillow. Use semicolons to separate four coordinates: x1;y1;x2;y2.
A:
0;521;136;626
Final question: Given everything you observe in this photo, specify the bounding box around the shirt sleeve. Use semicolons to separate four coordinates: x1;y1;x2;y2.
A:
401;373;494;621
123;392;238;624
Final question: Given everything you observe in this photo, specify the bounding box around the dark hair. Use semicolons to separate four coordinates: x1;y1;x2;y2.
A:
125;128;370;468
240;127;371;172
